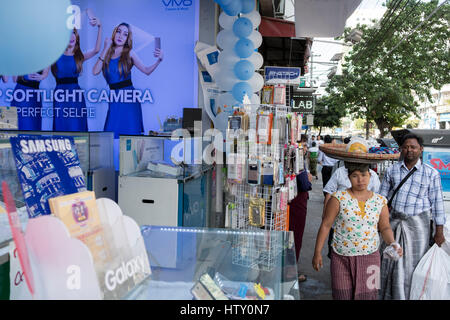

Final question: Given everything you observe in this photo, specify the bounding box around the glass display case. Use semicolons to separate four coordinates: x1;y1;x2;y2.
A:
118;135;214;228
124;226;300;300
0;131;115;266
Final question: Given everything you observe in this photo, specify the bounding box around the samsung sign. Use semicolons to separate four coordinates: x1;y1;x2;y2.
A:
264;67;302;85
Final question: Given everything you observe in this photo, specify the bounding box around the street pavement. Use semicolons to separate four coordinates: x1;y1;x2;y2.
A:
297;168;333;300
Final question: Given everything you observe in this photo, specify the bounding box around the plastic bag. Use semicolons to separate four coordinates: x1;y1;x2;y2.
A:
410;244;450;300
383;242;402;261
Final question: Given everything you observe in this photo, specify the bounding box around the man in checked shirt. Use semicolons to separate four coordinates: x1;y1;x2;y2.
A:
379;133;446;300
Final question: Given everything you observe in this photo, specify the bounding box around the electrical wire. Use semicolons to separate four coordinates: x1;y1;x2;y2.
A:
376;0;449;68
352;0;422;69
352;0;404;64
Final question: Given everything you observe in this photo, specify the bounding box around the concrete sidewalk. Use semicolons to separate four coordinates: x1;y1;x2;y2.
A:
297;169;333;300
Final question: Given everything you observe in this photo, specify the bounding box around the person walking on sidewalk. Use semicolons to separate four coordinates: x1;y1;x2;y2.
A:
312;162;402;300
378;133;446;300
289;166;313;283
322;162;381;259
318;135;339;195
308;141;319;180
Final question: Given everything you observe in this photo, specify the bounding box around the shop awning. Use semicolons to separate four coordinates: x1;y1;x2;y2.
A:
259;16;296;38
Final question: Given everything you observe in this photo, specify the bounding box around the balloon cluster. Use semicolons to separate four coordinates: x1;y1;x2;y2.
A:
214;0;264;110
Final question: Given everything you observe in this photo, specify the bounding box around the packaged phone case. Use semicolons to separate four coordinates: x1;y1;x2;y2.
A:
262;161;274;186
288;175;297;201
279;187;288;211
297;114;303;142
227;153;245;183
262;85;274;104
249;197;265;227
273;84;286;105
290;113;298;144
295;146;304;174
257;112;273;145
247;159;261;185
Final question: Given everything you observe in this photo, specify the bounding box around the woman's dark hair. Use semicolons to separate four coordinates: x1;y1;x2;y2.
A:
324;135;332;143
345;162;370;176
344;137;351;144
312;141;317;147
401;133;424;147
301;134;308;142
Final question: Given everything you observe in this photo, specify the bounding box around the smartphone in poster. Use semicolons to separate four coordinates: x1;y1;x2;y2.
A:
0;0;199;139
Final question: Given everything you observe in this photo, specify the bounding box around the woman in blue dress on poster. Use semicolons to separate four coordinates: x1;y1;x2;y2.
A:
92;22;163;138
11;69;49;130
52;14;102;131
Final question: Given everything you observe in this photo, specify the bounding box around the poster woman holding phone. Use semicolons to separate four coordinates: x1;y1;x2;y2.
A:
11;68;50;130
52;12;102;131
92;22;163;138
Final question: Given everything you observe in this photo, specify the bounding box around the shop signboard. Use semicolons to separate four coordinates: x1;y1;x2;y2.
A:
264;67;302;85
299;76;307;88
291;93;315;114
392;129;450;201
439;113;450;122
0;0;199;137
423;149;450;200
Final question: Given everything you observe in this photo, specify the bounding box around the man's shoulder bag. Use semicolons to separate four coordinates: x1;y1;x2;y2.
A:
387;167;417;212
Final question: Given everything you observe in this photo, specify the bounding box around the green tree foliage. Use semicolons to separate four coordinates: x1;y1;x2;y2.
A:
325;0;450;138
313;94;347;132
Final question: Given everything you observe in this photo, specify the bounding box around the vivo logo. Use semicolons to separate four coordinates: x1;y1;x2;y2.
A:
162;0;193;8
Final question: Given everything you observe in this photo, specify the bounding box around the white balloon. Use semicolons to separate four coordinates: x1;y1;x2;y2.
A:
219;11;237;30
215;68;239;92
218;48;240;66
242;10;261;29
251;93;261;104
217;58;234;74
248;72;264;92
248;30;262;49
216;29;239;50
217;92;240;111
248;52;264;69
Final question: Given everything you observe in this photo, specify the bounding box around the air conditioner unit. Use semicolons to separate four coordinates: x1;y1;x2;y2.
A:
274;0;286;18
346;28;363;43
327;67;337;78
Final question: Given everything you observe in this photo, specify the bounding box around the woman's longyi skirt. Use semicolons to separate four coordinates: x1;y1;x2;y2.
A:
330;250;380;300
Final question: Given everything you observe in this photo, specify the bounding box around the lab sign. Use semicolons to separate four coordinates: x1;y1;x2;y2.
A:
291;94;315;114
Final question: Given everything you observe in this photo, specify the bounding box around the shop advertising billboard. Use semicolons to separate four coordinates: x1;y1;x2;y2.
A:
423;148;450;200
264;66;302;85
0;0;199;138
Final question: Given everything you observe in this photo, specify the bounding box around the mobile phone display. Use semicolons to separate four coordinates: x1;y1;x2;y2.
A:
155;37;161;50
248;162;260;185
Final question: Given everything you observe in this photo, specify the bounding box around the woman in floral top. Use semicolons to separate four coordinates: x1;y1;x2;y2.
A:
312;162;403;300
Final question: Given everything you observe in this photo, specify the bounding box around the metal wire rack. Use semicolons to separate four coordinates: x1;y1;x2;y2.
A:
225;104;302;271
